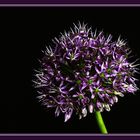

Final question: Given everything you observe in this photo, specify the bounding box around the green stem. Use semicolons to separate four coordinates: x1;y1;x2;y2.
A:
95;111;108;134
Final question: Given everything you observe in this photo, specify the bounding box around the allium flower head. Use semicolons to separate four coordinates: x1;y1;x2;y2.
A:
34;22;139;122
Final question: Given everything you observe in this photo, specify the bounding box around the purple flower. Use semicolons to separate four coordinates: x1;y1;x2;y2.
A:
33;22;139;122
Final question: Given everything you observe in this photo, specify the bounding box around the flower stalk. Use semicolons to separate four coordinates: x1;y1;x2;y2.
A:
95;111;108;134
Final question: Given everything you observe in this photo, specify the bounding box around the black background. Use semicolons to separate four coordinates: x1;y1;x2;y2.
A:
1;7;140;133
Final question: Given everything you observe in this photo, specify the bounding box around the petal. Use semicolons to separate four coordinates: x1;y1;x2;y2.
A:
91;94;95;99
55;107;60;117
69;87;75;92
114;91;124;97
98;93;104;101
64;108;73;122
89;86;93;93
96;80;100;86
82;108;87;117
108;98;114;105
79;114;82;120
88;104;94;113
95;66;100;74
81;82;87;91
112;96;118;103
127;84;137;93
96;101;103;112
101;62;105;71
104;104;111;111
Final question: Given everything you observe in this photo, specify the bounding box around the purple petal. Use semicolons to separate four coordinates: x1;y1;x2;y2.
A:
55;107;61;117
64;108;73;122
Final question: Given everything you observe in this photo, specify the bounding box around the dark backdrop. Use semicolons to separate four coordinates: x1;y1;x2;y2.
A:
1;6;140;133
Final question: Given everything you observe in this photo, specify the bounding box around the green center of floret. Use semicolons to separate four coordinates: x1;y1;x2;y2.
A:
117;73;122;79
95;88;99;93
70;53;74;60
100;73;105;78
76;80;81;85
107;68;111;73
79;94;83;99
88;79;93;84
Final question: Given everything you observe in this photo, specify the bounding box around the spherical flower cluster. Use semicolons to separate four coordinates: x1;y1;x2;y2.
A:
34;23;139;122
